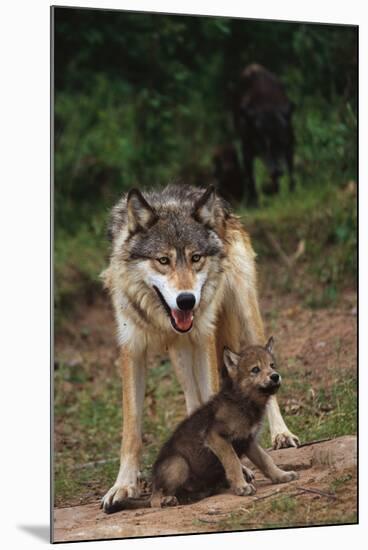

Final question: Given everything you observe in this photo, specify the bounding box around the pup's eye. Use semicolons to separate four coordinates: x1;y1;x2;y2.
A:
270;362;275;369
192;254;201;263
157;257;170;265
251;366;260;374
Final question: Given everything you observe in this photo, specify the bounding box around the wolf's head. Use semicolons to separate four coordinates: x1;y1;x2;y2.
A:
109;185;227;335
223;337;281;403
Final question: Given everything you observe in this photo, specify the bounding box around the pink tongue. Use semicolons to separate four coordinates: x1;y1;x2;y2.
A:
171;309;193;331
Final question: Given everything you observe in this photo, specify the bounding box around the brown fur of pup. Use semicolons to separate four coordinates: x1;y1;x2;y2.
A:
107;338;298;512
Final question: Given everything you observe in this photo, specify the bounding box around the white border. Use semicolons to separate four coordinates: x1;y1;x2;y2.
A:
1;1;365;548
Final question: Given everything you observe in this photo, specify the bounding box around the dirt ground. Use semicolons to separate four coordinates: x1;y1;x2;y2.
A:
54;274;357;540
53;436;357;542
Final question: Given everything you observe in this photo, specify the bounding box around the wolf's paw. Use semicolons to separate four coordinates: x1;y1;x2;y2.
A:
233;483;256;496
273;470;299;484
272;431;300;450
241;464;255;484
101;483;140;514
161;495;179;507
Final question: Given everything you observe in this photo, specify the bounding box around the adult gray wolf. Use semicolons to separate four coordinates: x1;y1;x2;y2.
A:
100;184;299;513
235;63;295;204
104;338;299;513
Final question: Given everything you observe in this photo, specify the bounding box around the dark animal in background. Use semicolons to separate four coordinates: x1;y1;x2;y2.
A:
235;63;295;204
213;144;244;203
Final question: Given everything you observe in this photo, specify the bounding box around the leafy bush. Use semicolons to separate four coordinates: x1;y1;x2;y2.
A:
53;9;357;317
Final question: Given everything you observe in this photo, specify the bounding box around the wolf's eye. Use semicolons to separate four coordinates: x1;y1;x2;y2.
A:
270;362;275;369
251;366;260;374
157;257;170;265
192;254;201;263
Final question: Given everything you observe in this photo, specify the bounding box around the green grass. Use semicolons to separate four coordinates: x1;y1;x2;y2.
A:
240;182;356;308
274;373;355;447
195;492;357;532
141;361;185;475
54;359;186;506
54;220;108;326
54;360;123;505
270;494;297;514
258;373;356;449
54;353;357;507
330;473;353;493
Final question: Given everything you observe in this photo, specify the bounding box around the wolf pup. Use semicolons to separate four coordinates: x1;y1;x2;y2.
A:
101;184;299;513
105;338;298;512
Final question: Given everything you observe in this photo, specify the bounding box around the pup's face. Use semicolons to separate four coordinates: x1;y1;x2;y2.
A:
223;337;281;400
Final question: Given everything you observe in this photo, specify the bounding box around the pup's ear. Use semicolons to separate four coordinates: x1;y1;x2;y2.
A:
223;346;241;378
127;189;157;234
265;336;274;354
193;185;217;229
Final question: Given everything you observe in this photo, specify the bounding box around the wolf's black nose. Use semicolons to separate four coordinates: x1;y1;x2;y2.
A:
270;373;280;383
176;293;196;311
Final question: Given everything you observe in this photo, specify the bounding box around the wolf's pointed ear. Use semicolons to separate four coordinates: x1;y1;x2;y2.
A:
265;336;274;354
193;185;217;229
223;346;240;378
127;189;157;234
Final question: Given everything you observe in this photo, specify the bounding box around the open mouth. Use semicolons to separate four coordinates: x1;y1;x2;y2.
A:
153;286;194;333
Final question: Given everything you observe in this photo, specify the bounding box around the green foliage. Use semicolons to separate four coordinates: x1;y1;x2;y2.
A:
54;8;357;230
271;495;297;513
54;217;107;319
53;9;357;317
243;182;357;312
292;95;357;184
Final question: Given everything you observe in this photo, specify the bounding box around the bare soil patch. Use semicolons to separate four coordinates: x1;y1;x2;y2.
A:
54;285;357;508
53;436;357;542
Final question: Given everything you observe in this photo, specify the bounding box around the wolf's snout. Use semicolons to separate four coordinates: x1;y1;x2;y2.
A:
176;293;196;311
270;373;280;384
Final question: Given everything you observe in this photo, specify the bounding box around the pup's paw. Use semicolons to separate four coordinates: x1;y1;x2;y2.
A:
233;483;256;496
241;464;255;483
101;483;140;514
161;495;179;507
273;470;299;484
272;431;300;450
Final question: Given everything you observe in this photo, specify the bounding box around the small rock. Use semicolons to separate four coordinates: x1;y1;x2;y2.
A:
206;508;221;515
315;341;326;349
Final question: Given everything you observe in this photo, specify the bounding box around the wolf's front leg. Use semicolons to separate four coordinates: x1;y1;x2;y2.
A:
193;334;219;403
206;431;256;496
267;395;300;449
101;346;146;513
246;439;299;484
169;340;201;414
